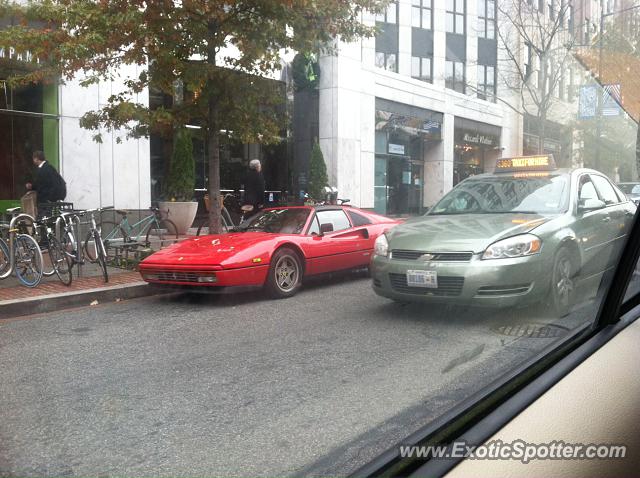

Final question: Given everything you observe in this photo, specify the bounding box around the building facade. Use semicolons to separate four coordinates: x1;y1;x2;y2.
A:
318;0;518;215
1;39;151;212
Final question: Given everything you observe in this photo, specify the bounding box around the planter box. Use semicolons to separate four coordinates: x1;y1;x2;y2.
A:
158;201;198;235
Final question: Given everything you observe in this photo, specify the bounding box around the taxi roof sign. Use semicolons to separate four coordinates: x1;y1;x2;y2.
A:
495;154;557;172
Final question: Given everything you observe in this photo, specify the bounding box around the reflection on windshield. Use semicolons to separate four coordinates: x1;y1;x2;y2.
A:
240;208;309;234
430;175;569;215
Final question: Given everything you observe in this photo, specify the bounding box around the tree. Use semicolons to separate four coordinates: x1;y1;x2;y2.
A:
164;127;195;202
0;0;387;232
496;0;572;155
307;141;328;200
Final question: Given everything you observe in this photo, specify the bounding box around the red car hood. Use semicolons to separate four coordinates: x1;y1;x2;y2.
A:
140;232;279;268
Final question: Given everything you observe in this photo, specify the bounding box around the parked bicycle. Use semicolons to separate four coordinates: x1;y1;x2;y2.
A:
196;194;237;236
99;207;178;257
81;207;112;283
32;215;73;286
0;208;44;288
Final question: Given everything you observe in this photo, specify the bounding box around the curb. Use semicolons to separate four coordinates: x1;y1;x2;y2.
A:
0;282;170;320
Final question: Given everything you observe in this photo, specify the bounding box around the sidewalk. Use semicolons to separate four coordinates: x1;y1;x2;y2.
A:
0;258;167;320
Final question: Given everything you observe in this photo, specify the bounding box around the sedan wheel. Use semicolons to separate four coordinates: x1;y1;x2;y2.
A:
550;248;575;317
266;247;303;298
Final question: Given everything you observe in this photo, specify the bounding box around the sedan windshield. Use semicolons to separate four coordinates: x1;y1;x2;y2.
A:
430;174;569;215
239;208;310;234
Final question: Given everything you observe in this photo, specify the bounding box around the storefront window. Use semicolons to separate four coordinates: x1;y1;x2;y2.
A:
453;118;501;185
0;79;58;202
374;102;443;215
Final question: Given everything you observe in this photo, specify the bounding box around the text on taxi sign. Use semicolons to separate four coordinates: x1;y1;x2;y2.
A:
495;155;555;171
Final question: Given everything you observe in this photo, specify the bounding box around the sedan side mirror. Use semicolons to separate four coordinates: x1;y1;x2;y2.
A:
319;223;334;235
578;198;606;213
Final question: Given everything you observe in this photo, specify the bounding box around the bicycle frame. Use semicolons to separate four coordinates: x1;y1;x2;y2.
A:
108;213;158;242
0;213;38;280
56;213;84;264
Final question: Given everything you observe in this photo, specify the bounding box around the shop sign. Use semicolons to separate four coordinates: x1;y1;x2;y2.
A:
376;110;442;140
388;143;405;155
462;133;495;146
0;47;39;64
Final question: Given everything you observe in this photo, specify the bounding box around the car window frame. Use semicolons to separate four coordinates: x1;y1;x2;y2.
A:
591;174;622;206
308;208;353;235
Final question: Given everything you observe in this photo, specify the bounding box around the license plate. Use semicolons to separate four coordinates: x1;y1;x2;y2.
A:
406;270;437;288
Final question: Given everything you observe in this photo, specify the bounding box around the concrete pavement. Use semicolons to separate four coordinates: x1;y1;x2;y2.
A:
0;273;596;477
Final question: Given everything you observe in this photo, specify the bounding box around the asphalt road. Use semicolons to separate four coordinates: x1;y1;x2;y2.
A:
0;272;602;477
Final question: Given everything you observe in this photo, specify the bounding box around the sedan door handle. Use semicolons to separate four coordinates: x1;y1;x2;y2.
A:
602;217;611;222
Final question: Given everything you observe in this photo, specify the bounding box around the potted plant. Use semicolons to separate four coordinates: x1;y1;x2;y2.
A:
307;141;329;202
158;127;197;234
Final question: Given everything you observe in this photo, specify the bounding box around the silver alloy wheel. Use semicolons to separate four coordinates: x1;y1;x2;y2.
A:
274;254;299;292
555;256;574;306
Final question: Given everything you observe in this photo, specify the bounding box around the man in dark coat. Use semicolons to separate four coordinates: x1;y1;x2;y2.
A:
243;159;265;213
26;150;65;206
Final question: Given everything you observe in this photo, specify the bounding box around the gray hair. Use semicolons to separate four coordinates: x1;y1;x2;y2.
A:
249;159;261;170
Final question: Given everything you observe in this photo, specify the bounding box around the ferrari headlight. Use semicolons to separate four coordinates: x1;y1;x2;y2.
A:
482;234;542;260
374;234;389;257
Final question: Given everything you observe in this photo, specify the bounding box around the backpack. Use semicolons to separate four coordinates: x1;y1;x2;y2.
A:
52;168;67;201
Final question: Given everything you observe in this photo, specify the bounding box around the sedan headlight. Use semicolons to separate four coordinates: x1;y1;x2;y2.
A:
482;234;542;260
374;234;389;257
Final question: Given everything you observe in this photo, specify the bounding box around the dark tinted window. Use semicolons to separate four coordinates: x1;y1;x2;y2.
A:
348;211;372;226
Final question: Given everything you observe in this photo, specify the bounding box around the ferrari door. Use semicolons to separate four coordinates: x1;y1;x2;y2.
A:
303;209;370;275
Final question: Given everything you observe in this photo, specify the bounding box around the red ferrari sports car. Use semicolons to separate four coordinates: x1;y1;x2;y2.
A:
139;205;400;298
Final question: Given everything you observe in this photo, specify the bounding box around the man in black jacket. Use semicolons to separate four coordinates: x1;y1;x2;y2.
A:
26;150;65;206
243;159;265;213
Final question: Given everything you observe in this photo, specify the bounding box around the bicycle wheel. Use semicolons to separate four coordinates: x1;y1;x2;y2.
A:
197;216;231;235
0;238;9;276
94;230;109;283
145;218;178;248
48;236;73;286
86;221;124;262
60;229;79;263
14;234;44;287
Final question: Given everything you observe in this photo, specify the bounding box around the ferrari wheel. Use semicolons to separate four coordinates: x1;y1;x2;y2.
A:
265;247;303;299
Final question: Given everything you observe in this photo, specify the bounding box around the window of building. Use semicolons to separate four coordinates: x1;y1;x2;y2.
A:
446;0;465;34
445;60;465;93
548;0;555;20
568;4;574;32
411;56;432;83
376;0;398;24
477;0;495;39
412;0;432;29
525;43;533;80
375;52;397;72
477;64;495;101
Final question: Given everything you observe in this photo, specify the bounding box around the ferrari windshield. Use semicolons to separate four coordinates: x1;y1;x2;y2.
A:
430;174;570;215
239;208;310;234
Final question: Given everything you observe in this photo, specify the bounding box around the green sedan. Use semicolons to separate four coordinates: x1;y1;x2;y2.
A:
371;161;636;315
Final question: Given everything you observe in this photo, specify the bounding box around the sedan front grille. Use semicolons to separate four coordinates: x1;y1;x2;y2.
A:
389;273;465;296
391;250;473;262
